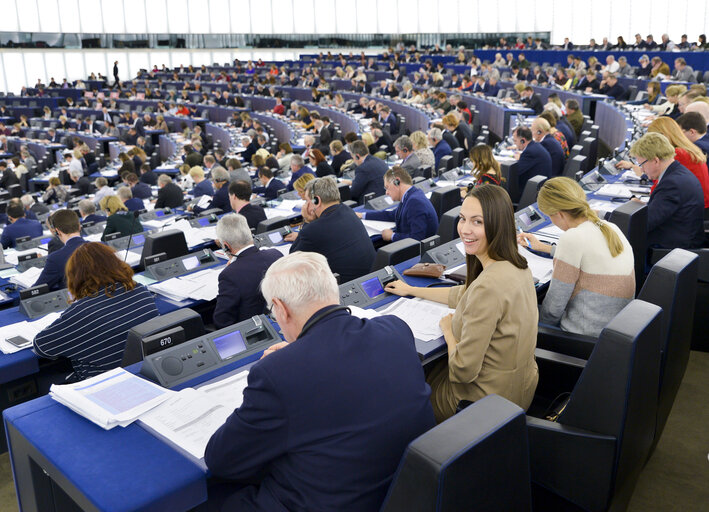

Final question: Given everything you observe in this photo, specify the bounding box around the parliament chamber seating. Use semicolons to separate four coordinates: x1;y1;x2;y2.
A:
371;238;421;271
608;201;648;293
437;205;461;244
429;186;462;219
515;175;547;212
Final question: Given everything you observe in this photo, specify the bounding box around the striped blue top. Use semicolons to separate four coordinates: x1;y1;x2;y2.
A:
34;283;159;381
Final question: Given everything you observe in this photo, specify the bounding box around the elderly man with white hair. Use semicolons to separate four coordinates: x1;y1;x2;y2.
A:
212;213;282;328
204;251;435;512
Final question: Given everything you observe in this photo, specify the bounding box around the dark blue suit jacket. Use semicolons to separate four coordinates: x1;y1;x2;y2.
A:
204;307;435;512
380;113;398;134
350;155;387;203
286;166;315;191
517;141;552;192
191;179;214;197
432;139;452;169
290;203;375;282
140;171;158;186
695;133;709;157
254;178;287;200
1;218;43;249
556;118;577;148
484;82;501;97
647;161;705;249
540;135;565;177
33;237;86;290
194;185;231;215
213;246;282;329
236;203;267;230
124;197;144;212
81;213;107;225
131;182;153;200
366;186;439;241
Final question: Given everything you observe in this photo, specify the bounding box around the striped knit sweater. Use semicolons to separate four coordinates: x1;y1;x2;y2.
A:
34;283;159;381
541;220;635;336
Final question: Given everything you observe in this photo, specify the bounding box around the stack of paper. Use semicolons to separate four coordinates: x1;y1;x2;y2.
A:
114;249;142;267
169;219;215;248
361;219;396;237
518;246;554;284
84;232;104;242
139;370;249;459
4;248;47;266
535;224;564;240
148;266;223;302
9;266;43;289
50;368;174;430
378;298;455;341
596;184;633;198
0;312;61;354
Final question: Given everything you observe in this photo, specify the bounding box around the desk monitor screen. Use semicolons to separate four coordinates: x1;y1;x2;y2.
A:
182;255;199;270
518;212;531;227
198;217;210;227
361;276;385;298
40;237;52;245
268;231;283;244
133;234;145;245
213;330;246;360
155;210;165;217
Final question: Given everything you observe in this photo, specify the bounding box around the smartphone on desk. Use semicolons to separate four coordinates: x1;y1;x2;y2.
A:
6;335;31;348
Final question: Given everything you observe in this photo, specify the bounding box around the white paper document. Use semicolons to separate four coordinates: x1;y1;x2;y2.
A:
378;297;455;342
362;219;396;237
9;266;43;289
50;368;174;430
588;199;621;217
534;224;564;240
114;249;142;267
596;184;633;198
518;246;554;284
4;248;47;266
148;266;223;302
139;370;249;459
0;312;62;354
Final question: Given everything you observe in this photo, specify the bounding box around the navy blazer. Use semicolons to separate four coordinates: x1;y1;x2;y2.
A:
33;237;86;291
695;133;709;157
556;118;577;148
253;178;287;200
81;213;107;225
236;203;267;230
290;203;375;282
155;182;184;209
124;197;144;212
366;186;439;242
647;161;705;249
213;246;282;329
1;217;43;249
194;185;231;215
350;155;387;204
286;166;315;191
131;182;152;200
191;179;214;197
432;139;452;169
522;94;544;114
517;141;552;191
540;135;565;177
140;171;158;186
381;112;398;134
204;307;435;512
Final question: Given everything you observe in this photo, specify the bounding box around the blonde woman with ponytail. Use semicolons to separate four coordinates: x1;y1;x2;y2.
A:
517;177;635;336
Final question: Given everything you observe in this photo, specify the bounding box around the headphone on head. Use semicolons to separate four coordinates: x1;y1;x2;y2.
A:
312;195;320;205
392;178;401;186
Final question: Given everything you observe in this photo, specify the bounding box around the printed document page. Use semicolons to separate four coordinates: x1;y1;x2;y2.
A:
361;219;396;237
378;298;455;341
518;246;553;284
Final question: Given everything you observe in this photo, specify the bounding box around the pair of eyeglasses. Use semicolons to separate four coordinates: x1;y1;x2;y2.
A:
633;158;649;168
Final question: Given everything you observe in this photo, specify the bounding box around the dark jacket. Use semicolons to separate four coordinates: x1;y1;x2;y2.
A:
237;203;267;231
213;246;282;328
539;135;565;177
131;182;153;200
140;171;158;186
331;150;352;176
33;237;86;290
155;182;184;209
1;217;43;249
253;178;287;200
286;166;316;191
290;203;375;282
124;197;144;212
516;141;552;192
192;179;214;197
194;185;231;215
204;306;435;512
101;211;143;240
522;93;544;114
350;155;388;204
366;186;440;242
74;176;92;196
81;213;107;225
432;139;452;170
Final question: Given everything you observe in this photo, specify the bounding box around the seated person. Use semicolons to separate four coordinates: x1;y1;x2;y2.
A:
117;186;144;212
342;140;387;203
20;194;47;221
228;180;266;230
310;149;335;177
531;118;565;177
204;252;435;511
0;202;43;248
189;166;214;197
69;167;91;196
100;195;143;240
42;176;69;205
357;166;439;242
286;154;315;191
386;185;539;422
427;127;452;169
677;111;709;157
520;86;543;114
92;177;114;206
290;176;375;283
292;172;315;200
78;199;107;225
212;214;282;328
518;178;635;336
329;140;352;176
252;166;286;200
0;160;20;190
123;172;152;200
628;133;705;249
154;174;184;209
193;167;231;215
513;126;552;191
139;162;158;186
468;144;503;187
394;135;422;177
33;210;86;291
34;242;159;381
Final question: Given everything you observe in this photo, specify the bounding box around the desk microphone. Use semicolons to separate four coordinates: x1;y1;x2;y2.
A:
123;210;140;263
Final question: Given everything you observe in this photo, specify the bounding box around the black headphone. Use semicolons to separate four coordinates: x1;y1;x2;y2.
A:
392;178;401;186
298;305;350;339
312;195;320;205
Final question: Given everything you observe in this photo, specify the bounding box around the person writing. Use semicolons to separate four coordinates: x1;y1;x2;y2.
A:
357;166;439;242
33;242;159;381
386;185;539;422
33;210;86;291
518;177;635;336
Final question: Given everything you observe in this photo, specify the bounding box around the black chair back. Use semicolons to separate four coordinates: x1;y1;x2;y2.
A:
562;155;587;179
451;147;465;168
371;238;420;271
515;175;547;211
429;186;462;220
608;201;647;293
437;155;454;175
437;206;461;244
140;229;188;268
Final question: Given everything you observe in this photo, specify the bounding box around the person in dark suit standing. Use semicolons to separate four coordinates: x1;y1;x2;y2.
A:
520;86;543;114
532;118;565;177
228;180;266;231
358;166;439;242
252;167;286;200
0;203;43;249
33;210;86;291
343;140;387;204
112;60;119;89
154;174;184;209
290;177;375;282
193;167;231;215
630;133;705;250
205;251;435;511
513;126;552;192
212;214;282;328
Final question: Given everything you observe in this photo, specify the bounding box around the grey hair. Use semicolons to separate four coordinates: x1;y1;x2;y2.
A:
78;198;96;215
158;174;172;186
117;186;133;200
261;251;339;314
211;167;230;182
394;135;413;152
215;213;253;250
290;154;304;168
20;194;34;208
305;176;340;203
69;167;83;179
427;127;442;142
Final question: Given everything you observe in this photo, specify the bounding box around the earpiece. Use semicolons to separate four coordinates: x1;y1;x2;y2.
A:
392;178;401;186
312;196;320;205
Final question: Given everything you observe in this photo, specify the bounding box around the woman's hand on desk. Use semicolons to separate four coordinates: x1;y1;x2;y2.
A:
261;341;289;359
517;232;552;254
384;279;414;297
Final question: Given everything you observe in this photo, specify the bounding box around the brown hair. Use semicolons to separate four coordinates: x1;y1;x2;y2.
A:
384;165;413;185
51;209;80;235
463;185;527;286
66;242;136;300
469;145;502;183
647;117;707;164
310;148;326;165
